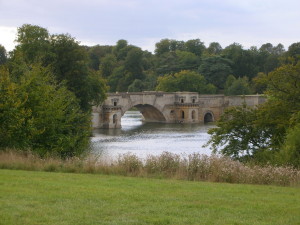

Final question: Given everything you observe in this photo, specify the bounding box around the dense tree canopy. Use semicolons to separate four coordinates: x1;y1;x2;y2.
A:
198;56;233;89
207;62;300;166
1;24;108;158
0;65;91;158
156;70;216;94
0;45;7;65
10;24;107;111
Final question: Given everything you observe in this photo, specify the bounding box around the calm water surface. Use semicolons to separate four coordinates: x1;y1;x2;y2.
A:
91;111;215;160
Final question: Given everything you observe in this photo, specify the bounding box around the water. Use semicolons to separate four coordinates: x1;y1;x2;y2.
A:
91;111;215;160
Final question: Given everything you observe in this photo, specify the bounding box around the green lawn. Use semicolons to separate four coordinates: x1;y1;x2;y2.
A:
0;169;299;225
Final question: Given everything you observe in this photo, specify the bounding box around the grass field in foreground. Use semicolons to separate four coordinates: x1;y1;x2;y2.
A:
0;169;299;225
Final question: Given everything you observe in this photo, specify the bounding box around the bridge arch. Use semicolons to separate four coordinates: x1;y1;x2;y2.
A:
124;104;167;122
204;111;214;123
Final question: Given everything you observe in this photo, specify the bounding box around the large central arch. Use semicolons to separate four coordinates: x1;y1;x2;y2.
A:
129;104;166;122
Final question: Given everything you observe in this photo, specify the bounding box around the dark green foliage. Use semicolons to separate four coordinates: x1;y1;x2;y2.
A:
206;42;223;55
258;43;283;74
14;24;52;65
287;42;300;62
207;62;300;165
0;68;33;149
99;54;117;77
124;47;144;79
225;76;251;95
156;70;216;94
198;56;233;89
278;121;300;167
11;25;107;111
206;104;272;161
107;66;124;92
0;45;7;65
87;45;113;70
0;65;91;158
128;79;144;92
184;39;205;56
82;37;295;95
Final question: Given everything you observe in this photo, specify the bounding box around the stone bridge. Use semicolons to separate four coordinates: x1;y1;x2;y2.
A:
92;92;265;129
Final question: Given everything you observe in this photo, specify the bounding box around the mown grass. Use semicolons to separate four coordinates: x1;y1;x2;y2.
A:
0;169;299;225
0;150;299;186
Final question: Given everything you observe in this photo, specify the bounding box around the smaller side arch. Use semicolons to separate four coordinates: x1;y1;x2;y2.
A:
204;111;214;123
113;114;118;124
181;110;185;119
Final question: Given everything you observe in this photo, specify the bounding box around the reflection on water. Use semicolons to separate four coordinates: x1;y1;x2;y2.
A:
91;111;215;160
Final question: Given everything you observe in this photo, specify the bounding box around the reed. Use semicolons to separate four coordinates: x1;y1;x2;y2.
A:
0;150;299;186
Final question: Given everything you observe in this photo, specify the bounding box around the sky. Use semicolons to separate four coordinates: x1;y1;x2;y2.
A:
0;0;299;52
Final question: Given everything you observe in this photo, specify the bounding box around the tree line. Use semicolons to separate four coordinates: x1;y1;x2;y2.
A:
0;24;299;166
86;38;299;95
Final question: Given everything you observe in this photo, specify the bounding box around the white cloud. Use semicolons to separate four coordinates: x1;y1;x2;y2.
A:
0;26;17;51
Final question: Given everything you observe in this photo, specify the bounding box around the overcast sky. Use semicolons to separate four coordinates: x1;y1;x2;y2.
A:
0;0;299;52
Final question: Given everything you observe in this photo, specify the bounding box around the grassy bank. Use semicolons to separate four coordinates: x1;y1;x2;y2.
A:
0;169;300;225
0;150;299;186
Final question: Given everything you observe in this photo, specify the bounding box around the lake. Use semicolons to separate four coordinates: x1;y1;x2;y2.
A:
91;111;215;160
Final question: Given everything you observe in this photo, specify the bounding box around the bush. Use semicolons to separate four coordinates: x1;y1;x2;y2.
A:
0;65;91;158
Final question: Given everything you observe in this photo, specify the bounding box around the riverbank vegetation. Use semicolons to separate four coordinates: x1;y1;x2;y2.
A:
0;23;299;166
1;150;299;186
206;62;300;167
1;169;300;225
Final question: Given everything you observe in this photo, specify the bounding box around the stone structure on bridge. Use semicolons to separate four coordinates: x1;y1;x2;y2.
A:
92;92;265;129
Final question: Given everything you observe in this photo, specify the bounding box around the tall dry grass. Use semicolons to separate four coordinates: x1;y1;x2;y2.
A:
0;150;299;186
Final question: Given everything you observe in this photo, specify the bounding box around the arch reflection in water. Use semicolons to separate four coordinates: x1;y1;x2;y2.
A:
91;111;215;161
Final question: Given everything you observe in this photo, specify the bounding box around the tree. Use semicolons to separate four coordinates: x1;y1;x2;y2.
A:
0;45;7;65
113;39;131;60
207;62;300;164
198;56;233;89
50;34;107;110
124;47;144;78
128;79;144;92
287;42;300;62
155;51;180;75
0;65;91;158
0;68;33;149
156;70;216;94
108;66;125;92
206;42;223;55
225;76;251;95
206;104;272;161
222;43;243;76
99;54;117;78
184;39;205;56
278;120;300;167
258;43;282;74
88;45;113;70
11;24;107;111
155;39;171;55
176;50;199;71
14;24;51;64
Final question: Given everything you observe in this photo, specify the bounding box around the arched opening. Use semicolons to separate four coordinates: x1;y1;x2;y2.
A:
191;110;196;120
122;104;166;126
204;112;214;123
113;114;117;124
181;110;185;119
